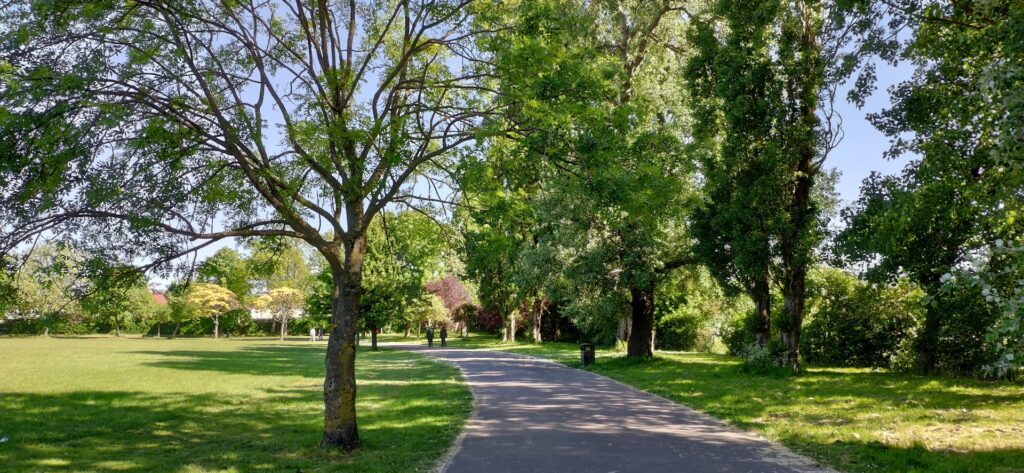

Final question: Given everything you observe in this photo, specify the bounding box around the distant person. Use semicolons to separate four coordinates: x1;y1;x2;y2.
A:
440;326;448;348
318;328;324;341
309;327;317;342
426;326;435;348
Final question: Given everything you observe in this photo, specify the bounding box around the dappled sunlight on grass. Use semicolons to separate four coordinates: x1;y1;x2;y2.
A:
0;337;470;472
459;332;1024;473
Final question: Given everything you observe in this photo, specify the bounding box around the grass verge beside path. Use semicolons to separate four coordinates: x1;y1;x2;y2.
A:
0;337;471;473
446;333;1024;473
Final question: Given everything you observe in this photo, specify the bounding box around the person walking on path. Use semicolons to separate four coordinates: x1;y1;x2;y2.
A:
309;327;316;342
440;326;448;347
426;326;435;348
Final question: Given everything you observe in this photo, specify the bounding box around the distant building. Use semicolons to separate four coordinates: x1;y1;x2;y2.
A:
249;308;304;321
151;290;168;306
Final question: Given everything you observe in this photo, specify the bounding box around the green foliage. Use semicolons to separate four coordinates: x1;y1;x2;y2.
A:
246;240;314;295
655;267;751;351
923;282;1001;377
306;210;451;332
466;0;695;349
722;309;777;356
939;241;1024;378
197;248;252;300
838;0;1023;374
800;269;923;368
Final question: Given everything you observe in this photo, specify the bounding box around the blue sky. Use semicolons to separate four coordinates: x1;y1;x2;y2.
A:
828;61;916;206
154;60;919;287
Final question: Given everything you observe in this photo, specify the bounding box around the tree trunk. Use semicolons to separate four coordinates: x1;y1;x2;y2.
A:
156;324;161;338
213;314;219;339
778;2;824;373
780;265;807;371
531;299;543;343
114;315;121;337
617;318;631;343
172;322;180;338
627;286;655;358
370;323;378;351
915;281;943;373
752;276;771;346
321;234;366;452
502;310;516;342
280;315;287;341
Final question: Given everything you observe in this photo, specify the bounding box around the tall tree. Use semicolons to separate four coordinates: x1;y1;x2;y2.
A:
837;0;1023;373
685;0;782;347
477;0;694;356
685;0;853;369
0;0;493;449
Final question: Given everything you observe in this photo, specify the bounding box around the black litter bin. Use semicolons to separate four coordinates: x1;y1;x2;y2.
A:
579;343;595;367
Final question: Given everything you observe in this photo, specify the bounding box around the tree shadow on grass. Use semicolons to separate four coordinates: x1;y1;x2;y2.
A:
131;345;442;382
133;344;326;378
586;353;1024;473
0;349;470;473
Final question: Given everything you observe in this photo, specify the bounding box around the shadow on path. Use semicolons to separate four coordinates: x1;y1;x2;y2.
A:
396;345;835;473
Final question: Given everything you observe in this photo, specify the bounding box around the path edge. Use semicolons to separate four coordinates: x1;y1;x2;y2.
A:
426;346;839;473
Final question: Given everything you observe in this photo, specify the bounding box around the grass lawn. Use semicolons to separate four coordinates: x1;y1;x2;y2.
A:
447;333;1024;473
0;336;471;473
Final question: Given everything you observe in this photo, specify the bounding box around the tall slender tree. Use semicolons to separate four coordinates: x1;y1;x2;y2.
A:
685;0;852;369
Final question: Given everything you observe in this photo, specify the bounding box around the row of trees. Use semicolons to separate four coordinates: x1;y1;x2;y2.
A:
1;0;1019;450
455;0;1021;375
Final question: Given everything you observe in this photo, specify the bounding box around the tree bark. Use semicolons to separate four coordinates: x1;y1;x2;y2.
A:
778;149;815;371
780;264;807;371
617;318;631;343
752;277;771;346
627;286;655;358
213;314;219;339
280;314;287;341
531;299;543;343
506;310;516;342
114;315;121;337
321;234;366;451
370;323;378;351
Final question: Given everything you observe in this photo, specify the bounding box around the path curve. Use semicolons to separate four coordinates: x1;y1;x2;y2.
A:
396;345;834;473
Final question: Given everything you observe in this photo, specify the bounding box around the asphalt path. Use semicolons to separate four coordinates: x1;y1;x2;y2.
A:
396;345;835;473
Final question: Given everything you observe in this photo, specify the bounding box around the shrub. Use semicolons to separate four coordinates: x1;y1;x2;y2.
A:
722;309;769;356
738;340;790;375
801;270;923;368
921;284;1000;376
655;309;702;351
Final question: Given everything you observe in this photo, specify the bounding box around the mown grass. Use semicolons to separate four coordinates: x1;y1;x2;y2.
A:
449;333;1024;473
0;336;471;473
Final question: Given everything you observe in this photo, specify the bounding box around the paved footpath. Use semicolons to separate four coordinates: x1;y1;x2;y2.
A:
396;345;835;473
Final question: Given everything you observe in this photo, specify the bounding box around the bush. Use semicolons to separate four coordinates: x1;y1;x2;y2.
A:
738;340;790;375
801;271;923;368
722;309;770;356
921;284;1001;376
655;309;703;351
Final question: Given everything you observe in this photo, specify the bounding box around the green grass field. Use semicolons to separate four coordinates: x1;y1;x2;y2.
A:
0;336;471;473
447;333;1024;473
